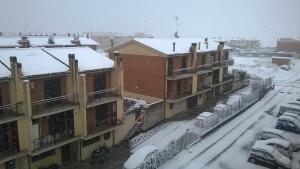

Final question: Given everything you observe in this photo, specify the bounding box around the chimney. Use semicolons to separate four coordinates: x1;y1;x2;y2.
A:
198;42;201;50
113;51;122;68
53;33;56;36
173;42;176;52
110;38;114;47
48;36;55;44
18;32;22;36
71;35;81;46
67;33;71;37
18;36;30;48
205;38;208;49
86;34;90;39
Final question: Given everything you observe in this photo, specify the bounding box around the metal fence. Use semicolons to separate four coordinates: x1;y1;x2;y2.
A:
133;77;272;169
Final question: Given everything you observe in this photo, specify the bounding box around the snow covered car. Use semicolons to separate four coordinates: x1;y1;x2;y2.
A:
257;127;300;151
282;112;300;122
123;145;159;169
278;103;300;117
213;104;231;118
276;115;300;134
195;112;218;129
255;138;293;159
248;143;291;169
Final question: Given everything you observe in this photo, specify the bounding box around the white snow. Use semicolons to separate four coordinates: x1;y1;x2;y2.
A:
124;145;158;169
44;47;114;72
0;36;98;47
134;38;231;55
0;48;68;77
256;138;290;148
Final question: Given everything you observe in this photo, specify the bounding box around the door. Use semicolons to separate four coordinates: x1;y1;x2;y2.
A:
187;96;197;109
94;74;106;91
44;78;61;107
182;57;187;68
95;104;108;128
61;144;71;164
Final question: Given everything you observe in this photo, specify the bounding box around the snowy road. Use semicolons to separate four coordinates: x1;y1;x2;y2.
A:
160;81;300;169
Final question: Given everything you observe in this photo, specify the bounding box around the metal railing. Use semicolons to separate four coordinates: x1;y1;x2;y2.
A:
87;116;118;135
0;104;22;121
0;147;20;159
31;94;75;116
32;130;74;151
195;63;212;73
197;84;211;92
168;67;194;77
87;87;120;104
213;58;234;67
167;89;192;100
223;74;234;82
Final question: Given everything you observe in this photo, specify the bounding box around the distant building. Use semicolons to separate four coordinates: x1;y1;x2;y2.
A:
0;35;99;50
0;47;128;169
107;38;234;119
277;38;300;55
225;38;261;49
272;57;291;66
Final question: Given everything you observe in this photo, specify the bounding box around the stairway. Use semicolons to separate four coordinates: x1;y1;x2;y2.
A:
125;121;143;141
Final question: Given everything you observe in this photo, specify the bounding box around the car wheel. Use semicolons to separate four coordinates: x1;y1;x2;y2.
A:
248;157;255;164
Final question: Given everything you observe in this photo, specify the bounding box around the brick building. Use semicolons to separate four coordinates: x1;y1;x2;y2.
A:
277;38;300;55
108;38;234;118
0;47;129;169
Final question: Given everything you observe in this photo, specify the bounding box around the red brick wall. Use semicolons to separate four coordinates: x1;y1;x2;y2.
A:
272;58;291;66
0;82;10;105
122;54;166;99
277;42;300;54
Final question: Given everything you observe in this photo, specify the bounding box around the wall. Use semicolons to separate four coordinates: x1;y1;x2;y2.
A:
122;54;165;99
114;113;135;144
142;101;165;130
165;100;187;118
272;57;291;66
0;81;10;105
277;41;300;54
30;148;62;169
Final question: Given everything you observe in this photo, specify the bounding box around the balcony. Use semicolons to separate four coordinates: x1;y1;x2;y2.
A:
195;63;212;74
197;84;211;93
212;59;234;67
87;87;121;108
0;104;23;124
167;89;193;100
31;94;75;119
223;74;234;82
31;130;75;151
167;67;194;78
87;116;118;135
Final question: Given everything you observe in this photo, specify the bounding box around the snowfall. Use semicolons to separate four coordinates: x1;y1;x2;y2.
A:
127;53;300;169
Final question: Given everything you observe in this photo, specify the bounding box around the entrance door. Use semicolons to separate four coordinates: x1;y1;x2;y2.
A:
61;144;71;164
95;104;108;127
187;96;197;109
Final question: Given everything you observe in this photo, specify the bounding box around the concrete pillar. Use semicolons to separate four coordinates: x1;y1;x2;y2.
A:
9;57;23;108
78;74;87;136
192;74;197;94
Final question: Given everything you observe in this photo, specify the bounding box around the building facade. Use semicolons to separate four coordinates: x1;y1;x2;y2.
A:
0;47;127;169
277;38;300;55
108;38;234;119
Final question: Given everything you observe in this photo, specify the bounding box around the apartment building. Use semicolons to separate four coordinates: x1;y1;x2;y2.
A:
0;47;125;169
277;38;300;55
0;35;99;50
107;38;234;119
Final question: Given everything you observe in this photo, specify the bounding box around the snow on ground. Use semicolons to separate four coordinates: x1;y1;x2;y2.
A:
230;56;300;82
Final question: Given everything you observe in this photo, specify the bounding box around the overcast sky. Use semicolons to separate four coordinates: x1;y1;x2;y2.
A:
0;0;300;46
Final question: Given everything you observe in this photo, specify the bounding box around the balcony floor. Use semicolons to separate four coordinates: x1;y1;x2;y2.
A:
87;96;119;108
32;103;74;119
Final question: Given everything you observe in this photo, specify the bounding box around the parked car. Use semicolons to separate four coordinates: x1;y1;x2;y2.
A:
255;138;293;159
248;143;291;169
276;115;300;134
278;103;300;117
282;112;300;122
124;145;159;169
257;127;300;151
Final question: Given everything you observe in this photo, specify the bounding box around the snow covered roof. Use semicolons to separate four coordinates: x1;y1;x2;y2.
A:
0;62;11;79
0;36;98;47
252;142;275;153
0;48;69;77
196;112;213;120
132;38;231;55
124;145;158;169
44;47;114;72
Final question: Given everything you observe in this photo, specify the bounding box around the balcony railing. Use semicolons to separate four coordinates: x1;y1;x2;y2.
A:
32;129;74;151
195;63;212;73
0;104;22;123
87;87;121;105
31;94;75;116
168;67;194;77
197;84;211;92
0;143;20;160
223;74;234;82
167;89;193;99
87;116;118;135
212;59;234;67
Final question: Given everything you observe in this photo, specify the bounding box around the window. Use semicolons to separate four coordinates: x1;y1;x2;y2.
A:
82;136;100;147
169;103;173;109
104;132;111;140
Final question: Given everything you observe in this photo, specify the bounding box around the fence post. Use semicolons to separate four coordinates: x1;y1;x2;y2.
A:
185;129;189;150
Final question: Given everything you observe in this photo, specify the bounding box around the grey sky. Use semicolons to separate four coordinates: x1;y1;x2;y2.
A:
0;0;300;46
